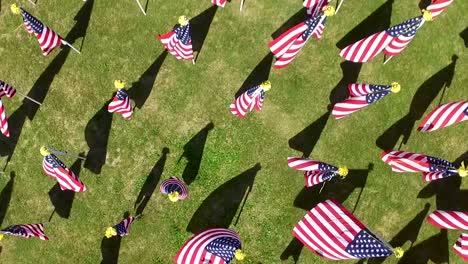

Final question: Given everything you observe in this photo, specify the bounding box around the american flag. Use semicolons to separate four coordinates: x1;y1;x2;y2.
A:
20;8;63;56
0;99;10;137
332;83;393;119
303;0;331;17
0;80;17;98
42;153;86;192
108;89;133;120
1;223;49;240
340;16;424;62
158;22;194;60
268;13;327;69
160;176;189;200
211;0;227;7
113;216;135;236
288;157;339;187
426;0;454;20
293;199;395;260
453;233;468;261
427;210;468;230
381;150;458;182
174;228;242;264
418;101;468;133
230;85;266;118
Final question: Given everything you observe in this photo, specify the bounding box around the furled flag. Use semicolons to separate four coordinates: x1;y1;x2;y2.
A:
340;9;438;63
268;6;335;69
332;82;401;119
40;146;86;192
303;0;331;17
158;16;194;61
426;0;454;20
230;80;271;118
0;223;49;240
105;216;135;238
427;210;468;261
211;0;227;7
10;5;63;56
293;199;404;260
174;228;246;264
0;81;18;137
160;176;189;202
108;80;133;120
418;101;468;133
287;157;348;187
381;150;467;182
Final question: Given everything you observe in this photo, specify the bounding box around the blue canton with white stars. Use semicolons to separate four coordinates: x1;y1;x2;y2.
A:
20;8;45;35
427;156;457;177
3;225;26;236
115;221;129;236
386;17;422;37
205;237;241;263
246;85;260;96
345;229;393;258
318;162;338;181
464;105;468;116
116;89;129;100
174;24;191;45
45;155;65;169
165;183;182;194
302;16;325;41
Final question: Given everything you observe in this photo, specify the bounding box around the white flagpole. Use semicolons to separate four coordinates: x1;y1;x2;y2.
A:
335;0;344;14
15;90;42;105
61;40;81;54
383;56;393;65
27;0;36;5
240;0;245;11
135;0;147;15
47;147;86;160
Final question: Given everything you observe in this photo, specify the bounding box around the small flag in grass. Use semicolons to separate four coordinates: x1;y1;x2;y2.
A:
108;80;133;120
230;81;271;118
160;176;188;202
0;223;49;240
288;157;348;187
158;16;194;61
105;217;135;238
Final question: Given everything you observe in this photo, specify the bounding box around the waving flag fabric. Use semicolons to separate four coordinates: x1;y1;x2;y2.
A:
427;210;468;230
1;223;49;240
20;8;63;56
0;100;10;137
340;16;424;62
158;20;194;60
269;11;328;69
332;83;396;119
303;0;331;17
381;150;459;182
211;0;227;7
426;0;454;19
288;157;341;187
42;153;86;192
453;234;468;261
174;228;242;264
108;89;133;120
113;217;135;236
293;199;395;260
418;101;468;132
160;176;189;200
230;85;266;118
0;81;17;98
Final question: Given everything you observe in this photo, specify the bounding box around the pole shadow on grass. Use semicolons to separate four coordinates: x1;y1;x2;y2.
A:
376;55;458;150
100;211;130;264
127;51;167;110
191;5;218;62
460;27;468;47
235;53;274;97
0;171;15;226
134;147;169;216
281;164;372;263
396;230;449;264
84;100;113;174
179;122;214;185
186;163;261;234
48;156;83;220
336;0;394;50
0;0;94;169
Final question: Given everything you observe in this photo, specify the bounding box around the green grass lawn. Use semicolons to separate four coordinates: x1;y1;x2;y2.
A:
0;0;467;263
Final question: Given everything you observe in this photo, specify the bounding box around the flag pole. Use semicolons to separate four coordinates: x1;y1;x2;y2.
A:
240;0;245;11
47;147;86;160
61;40;81;54
15;90;42;105
383;56;393;65
335;0;344;14
135;0;147;15
27;0;36;5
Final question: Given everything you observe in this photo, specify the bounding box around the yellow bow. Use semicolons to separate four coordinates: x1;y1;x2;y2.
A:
323;6;335;17
105;227;117;238
0;234;4;240
459;162;467;177
422;9;433;21
260;81;272;91
390;82;401;93
40;146;51;156
178;16;189;26
168;192;180;202
114;80;126;89
393;247;404;258
337;166;349;178
234;249;246;260
10;4;20;15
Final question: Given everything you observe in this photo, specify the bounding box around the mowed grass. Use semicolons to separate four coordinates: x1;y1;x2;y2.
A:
0;0;467;263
